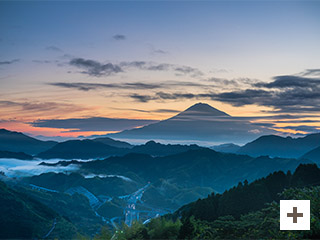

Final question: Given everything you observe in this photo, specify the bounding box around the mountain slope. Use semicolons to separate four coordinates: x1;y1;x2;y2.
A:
238;133;320;158
0;181;77;239
0;150;33;160
108;103;274;144
302;146;320;164
92;137;133;149
129;140;203;156
211;143;241;153
126;164;320;240
36;139;122;159
176;163;320;221
0;129;57;155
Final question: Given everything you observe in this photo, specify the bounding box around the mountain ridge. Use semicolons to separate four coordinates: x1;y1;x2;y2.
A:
0;129;57;155
238;133;320;158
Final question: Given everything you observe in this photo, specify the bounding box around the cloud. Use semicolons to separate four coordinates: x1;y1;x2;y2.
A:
31;117;158;132
211;89;273;106
154;109;180;113
148;45;168;55
274;125;320;133
0;59;19;65
0;100;89;115
128;73;320;114
299;69;320;77
45;46;62;52
153;49;168;54
174;66;203;77
49;82;162;91
155;92;198;100
120;61;203;77
130;94;156;103
113;34;126;40
49;80;209;92
32;60;52;64
205;77;258;88
110;107;180;114
68;57;204;78
129;90;271;105
69;58;123;77
255;75;320;89
0;159;79;178
214;75;320;112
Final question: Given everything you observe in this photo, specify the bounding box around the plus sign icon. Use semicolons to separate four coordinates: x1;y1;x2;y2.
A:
280;200;310;230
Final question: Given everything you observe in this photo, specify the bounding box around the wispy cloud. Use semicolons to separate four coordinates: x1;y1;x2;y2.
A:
113;34;126;40
0;59;19;65
69;58;123;77
49;80;210;91
299;69;320;77
0;100;90;116
45;46;62;52
273;125;320;134
68;57;204;78
153;49;167;54
49;82;162;91
31;117;158;132
111;107;180;114
120;61;203;77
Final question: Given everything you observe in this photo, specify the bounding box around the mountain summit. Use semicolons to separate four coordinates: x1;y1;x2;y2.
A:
173;103;230;119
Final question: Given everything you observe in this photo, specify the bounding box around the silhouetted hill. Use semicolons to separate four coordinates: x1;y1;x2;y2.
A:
0;129;57;155
302;146;320;164
211;143;241;153
131;165;320;240
36;139;122;159
129;140;203;156
0;150;33;160
237;133;320;158
176;163;320;222
92;137;133;149
108;103;274;143
0;181;77;239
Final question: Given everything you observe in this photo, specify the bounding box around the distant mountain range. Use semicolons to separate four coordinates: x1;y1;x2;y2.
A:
0;129;57;155
44;148;311;193
211;143;241;153
36;139;204;159
237;134;320;158
108;103;275;144
1;126;320;160
92;137;133;149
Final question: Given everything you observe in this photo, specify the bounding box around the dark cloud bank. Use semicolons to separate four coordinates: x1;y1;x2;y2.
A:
31;117;158;132
130;74;320;113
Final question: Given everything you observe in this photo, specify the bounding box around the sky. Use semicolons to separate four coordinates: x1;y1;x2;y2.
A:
0;1;320;140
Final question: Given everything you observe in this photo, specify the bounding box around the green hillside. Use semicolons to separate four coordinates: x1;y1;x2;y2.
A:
0;181;78;239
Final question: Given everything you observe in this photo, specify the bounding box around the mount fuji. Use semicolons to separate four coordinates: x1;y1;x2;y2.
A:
108;103;275;144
